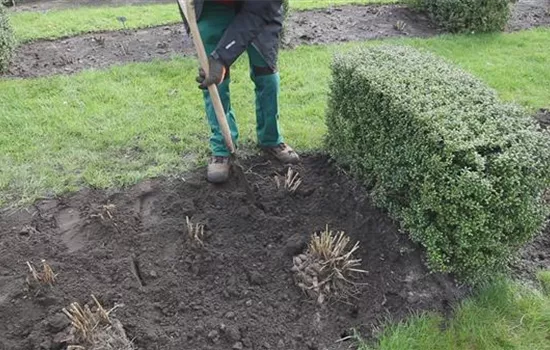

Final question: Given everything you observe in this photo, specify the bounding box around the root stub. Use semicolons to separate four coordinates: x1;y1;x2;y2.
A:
292;225;367;304
186;216;205;248
26;259;56;287
62;295;134;350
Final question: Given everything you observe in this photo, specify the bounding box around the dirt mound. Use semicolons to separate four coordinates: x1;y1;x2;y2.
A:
0;155;466;350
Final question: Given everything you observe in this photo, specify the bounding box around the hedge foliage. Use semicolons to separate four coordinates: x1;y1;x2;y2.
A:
0;4;15;73
408;0;514;33
326;45;550;282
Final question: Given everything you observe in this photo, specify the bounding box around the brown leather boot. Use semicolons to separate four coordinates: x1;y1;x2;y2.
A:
207;156;230;184
263;143;300;164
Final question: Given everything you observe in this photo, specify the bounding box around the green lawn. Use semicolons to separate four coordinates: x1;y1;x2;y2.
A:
9;0;398;43
1;28;549;207
358;272;550;350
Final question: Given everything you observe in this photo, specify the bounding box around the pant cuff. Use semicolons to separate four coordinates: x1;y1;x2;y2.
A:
212;149;231;157
258;139;283;148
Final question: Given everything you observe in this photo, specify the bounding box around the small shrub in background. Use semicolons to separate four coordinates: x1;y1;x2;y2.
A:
326;45;550;283
0;4;15;73
408;0;515;33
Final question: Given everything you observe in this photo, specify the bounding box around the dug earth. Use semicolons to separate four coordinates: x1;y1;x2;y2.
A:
0;156;468;350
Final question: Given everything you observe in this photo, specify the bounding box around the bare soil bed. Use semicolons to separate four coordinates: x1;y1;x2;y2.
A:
3;4;440;78
507;0;550;31
5;25;194;78
0;156;467;350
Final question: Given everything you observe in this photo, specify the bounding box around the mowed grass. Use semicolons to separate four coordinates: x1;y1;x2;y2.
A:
10;4;180;43
1;28;549;206
406;33;550;110
358;275;550;350
8;0;397;43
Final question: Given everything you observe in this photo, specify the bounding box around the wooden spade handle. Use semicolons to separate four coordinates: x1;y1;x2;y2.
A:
177;0;236;154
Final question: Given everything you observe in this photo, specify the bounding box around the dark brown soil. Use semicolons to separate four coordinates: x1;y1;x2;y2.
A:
284;5;438;45
0;155;467;350
5;25;194;78
515;225;550;280
507;0;550;31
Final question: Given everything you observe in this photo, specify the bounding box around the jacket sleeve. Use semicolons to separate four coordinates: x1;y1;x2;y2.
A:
212;0;283;67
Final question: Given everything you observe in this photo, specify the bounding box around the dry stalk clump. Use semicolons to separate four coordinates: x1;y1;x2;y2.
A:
292;225;367;304
186;216;205;247
394;20;407;32
274;167;302;194
90;204;120;233
63;295;134;350
26;259;57;286
90;204;116;221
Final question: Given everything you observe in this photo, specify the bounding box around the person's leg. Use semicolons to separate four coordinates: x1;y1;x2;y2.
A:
247;45;283;147
198;3;238;157
247;45;299;163
197;3;238;181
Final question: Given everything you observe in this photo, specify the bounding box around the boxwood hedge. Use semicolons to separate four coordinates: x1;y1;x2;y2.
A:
0;4;15;73
326;45;550;282
409;0;514;33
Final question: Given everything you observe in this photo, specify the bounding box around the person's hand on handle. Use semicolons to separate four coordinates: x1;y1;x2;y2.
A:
196;56;226;89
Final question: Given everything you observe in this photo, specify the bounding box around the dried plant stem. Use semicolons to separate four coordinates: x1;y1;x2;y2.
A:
62;295;127;349
26;260;57;285
275;167;303;194
292;225;367;304
186;216;205;247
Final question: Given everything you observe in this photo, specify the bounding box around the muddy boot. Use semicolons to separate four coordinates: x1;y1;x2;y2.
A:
263;143;300;164
207;156;231;184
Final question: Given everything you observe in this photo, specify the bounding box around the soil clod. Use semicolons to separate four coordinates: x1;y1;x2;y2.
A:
130;255;146;288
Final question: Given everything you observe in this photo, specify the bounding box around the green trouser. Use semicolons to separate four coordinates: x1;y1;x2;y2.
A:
198;2;283;157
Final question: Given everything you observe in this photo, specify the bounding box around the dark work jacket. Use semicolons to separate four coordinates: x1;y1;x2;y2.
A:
177;0;283;69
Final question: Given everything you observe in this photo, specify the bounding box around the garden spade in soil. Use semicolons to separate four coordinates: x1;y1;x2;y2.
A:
177;0;255;203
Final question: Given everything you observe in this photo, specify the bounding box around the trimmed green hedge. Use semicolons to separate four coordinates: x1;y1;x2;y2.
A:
0;5;15;73
326;45;550;282
409;0;514;33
